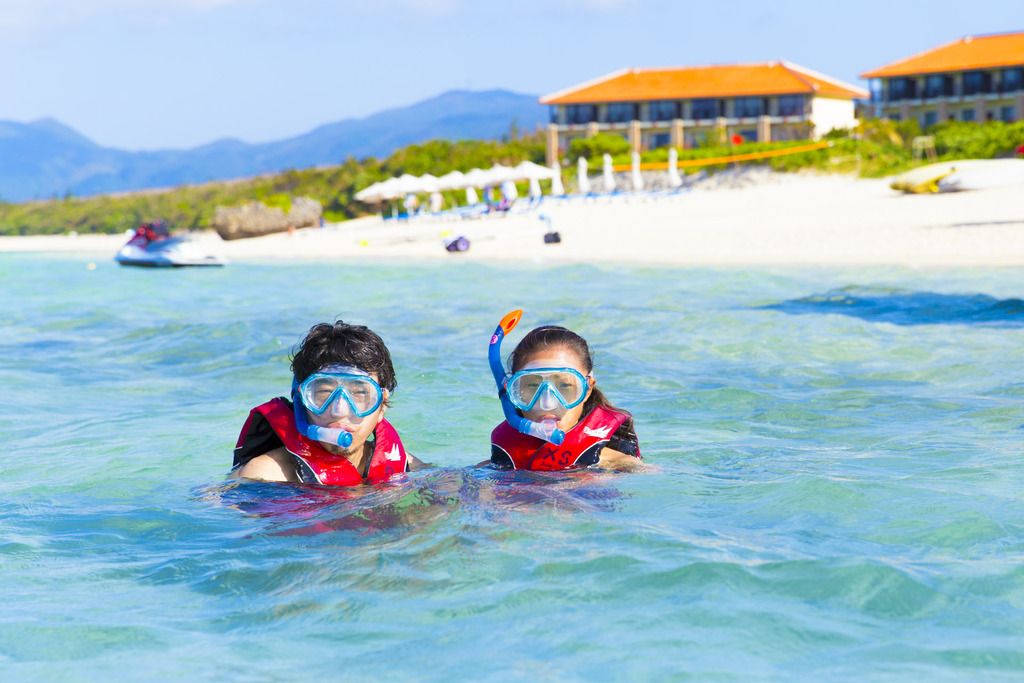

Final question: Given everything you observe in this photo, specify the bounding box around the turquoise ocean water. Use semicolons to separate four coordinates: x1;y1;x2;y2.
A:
3;253;1024;680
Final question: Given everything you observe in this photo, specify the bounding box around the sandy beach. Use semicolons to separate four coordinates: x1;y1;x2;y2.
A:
3;170;1022;267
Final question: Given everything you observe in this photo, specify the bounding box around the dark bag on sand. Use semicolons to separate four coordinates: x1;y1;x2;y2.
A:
445;236;470;252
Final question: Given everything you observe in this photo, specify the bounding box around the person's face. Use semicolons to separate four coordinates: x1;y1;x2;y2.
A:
518;346;593;432
307;371;387;458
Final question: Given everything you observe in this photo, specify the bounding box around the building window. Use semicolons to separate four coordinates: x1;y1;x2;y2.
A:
888;77;915;101
650;132;671;148
648;100;679;122
962;109;975;122
734;97;762;118
923;110;938;127
550;106;559;124
924;75;953;98
777;95;805;117
963;71;993;96
1001;106;1016;122
606;103;636;123
566;104;596;125
691;98;717;120
1002;68;1024;93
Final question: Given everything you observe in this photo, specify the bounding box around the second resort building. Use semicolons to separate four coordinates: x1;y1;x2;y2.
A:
860;30;1024;128
540;61;867;165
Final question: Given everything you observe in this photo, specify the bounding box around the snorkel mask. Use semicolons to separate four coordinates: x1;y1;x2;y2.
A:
291;364;387;449
506;367;589;413
489;309;567;445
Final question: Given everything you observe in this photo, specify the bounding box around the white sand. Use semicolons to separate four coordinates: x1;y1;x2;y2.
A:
3;171;1022;267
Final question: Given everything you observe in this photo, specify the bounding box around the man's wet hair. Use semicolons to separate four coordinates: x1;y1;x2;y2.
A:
290;321;397;397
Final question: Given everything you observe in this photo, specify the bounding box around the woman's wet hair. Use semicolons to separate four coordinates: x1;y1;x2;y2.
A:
291;321;397;400
508;325;637;446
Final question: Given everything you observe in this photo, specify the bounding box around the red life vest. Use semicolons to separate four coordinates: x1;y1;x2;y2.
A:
234;397;408;486
490;406;636;471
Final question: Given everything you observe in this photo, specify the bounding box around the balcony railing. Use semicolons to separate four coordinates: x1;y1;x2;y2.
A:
555;115;808;131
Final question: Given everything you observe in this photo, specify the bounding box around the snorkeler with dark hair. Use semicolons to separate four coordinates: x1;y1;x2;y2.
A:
232;321;425;485
488;311;641;471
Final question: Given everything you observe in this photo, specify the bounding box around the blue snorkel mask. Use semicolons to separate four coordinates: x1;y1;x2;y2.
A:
505;367;589;413
489;309;567;445
291;364;387;449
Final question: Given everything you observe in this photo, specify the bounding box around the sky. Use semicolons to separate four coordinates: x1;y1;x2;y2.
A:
1;0;1021;151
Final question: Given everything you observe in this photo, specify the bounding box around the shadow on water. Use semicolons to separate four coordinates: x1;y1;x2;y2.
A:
200;467;626;537
761;286;1024;327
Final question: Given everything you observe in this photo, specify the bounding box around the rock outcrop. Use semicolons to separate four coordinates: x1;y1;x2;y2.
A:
212;197;322;241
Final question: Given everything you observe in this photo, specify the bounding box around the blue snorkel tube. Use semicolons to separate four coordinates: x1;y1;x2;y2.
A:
489;309;566;445
291;378;354;449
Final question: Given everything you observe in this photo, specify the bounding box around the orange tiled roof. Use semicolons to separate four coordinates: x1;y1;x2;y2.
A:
539;62;867;105
860;31;1024;78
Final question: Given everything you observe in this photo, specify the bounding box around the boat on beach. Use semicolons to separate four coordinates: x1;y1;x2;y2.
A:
936;158;1024;192
115;222;227;268
890;159;1024;194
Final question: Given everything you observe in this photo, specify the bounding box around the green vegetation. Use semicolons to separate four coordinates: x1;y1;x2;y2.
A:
633;139;828;171
588;119;1024;179
0;134;545;236
1;120;1022;237
826;119;1024;178
567;133;632;160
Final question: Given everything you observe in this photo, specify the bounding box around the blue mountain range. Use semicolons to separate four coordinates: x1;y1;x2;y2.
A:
0;89;547;203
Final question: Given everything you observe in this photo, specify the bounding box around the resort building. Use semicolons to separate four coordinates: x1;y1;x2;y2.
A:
860;30;1024;128
539;62;867;165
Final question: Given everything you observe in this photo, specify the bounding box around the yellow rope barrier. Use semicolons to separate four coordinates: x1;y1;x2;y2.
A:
611;140;834;171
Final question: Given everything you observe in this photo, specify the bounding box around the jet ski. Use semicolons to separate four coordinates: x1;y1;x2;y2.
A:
115;222;227;268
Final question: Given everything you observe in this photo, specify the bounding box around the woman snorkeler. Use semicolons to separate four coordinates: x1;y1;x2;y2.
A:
488;310;642;471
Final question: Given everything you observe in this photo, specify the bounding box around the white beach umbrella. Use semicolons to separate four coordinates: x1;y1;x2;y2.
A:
501;179;518;201
577;157;591;194
485;164;515;186
550;162;565;196
463;167;491;188
354;178;391;203
418;173;441;193
528;177;542;199
362;176;410;202
511;160;556;181
667;148;683;189
631;152;644;192
390;173;423;199
602;154;616;193
465;186;479;205
354;181;382;203
436;170;468;190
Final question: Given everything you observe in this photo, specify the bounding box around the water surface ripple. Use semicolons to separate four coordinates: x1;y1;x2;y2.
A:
2;254;1023;679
